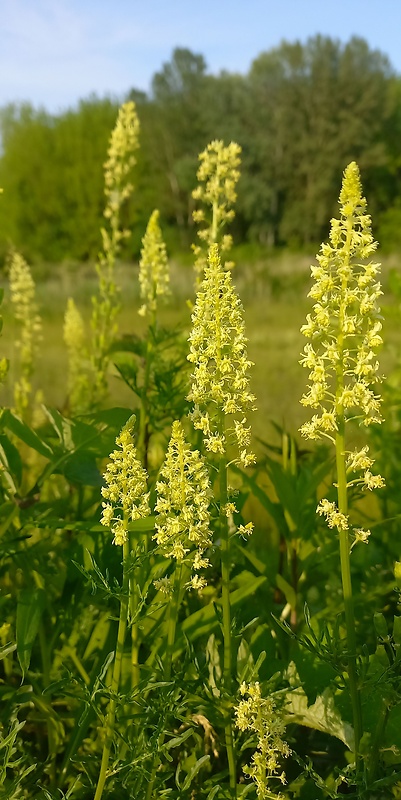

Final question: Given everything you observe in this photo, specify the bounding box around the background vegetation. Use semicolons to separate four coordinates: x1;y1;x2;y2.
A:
2;35;401;800
1;36;401;263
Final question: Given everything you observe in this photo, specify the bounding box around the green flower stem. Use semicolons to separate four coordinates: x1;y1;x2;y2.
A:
129;544;140;691
94;539;130;800
137;331;153;471
134;317;155;688
165;564;182;680
219;416;237;798
336;422;362;762
145;565;183;800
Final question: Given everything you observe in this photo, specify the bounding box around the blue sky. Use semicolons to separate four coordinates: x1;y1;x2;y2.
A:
3;0;400;113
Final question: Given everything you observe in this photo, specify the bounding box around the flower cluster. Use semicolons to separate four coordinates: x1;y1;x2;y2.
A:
317;441;385;548
300;162;383;442
91;102;140;399
101;418;150;546
154;421;212;589
63;298;90;414
8;250;42;416
103;101;140;232
192;140;241;275
138;209;170;317
187;244;256;466
235;682;290;799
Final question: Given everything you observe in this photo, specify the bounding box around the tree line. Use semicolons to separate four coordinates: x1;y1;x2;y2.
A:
1;34;401;263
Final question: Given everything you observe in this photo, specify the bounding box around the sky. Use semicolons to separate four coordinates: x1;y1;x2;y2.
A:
3;0;401;114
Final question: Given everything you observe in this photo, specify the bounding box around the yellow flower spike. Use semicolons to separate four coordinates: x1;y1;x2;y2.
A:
8;250;42;417
63;298;90;414
235;682;290;799
300;162;386;768
188;243;256;466
101;417;150;546
138;209;170;318
103;101;140;226
300;161;383;438
154;420;212;586
192;140;241;276
91;101;140;401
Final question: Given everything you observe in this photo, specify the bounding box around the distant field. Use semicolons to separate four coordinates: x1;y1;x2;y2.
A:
2;250;400;447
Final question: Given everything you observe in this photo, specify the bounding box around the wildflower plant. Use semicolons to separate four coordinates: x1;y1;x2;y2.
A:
187;241;256;795
188;243;256;467
235;682;290;799
154;420;212;590
146;420;212;798
63;298;90;414
8;250;42;419
136;209;171;464
192;140;241;276
91;101;140;401
299;161;384;769
138;209;170;319
100;417;150;547
94;417;150;800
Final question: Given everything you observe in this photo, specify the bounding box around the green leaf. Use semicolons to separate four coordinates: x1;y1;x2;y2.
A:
234;541;266;574
0;434;22;487
0;641;17;660
206;787;221;800
62;453;102;486
164;727;194;750
16;587;46;677
3;410;53;459
181;754;210;790
180;575;267;644
285;680;354;749
276;573;297;610
231;464;286;531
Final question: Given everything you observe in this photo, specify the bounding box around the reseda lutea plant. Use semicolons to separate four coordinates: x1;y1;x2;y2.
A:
192;140;241;276
300;162;384;779
187;242;256;795
91;101;140;402
94;416;150;800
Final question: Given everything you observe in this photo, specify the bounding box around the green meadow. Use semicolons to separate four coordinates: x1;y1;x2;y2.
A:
1;85;401;800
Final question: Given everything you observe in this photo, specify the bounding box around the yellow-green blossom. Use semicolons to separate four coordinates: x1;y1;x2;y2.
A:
192;140;241;275
101;417;150;546
317;499;349;531
91;101;140;400
138;209;170;317
300;162;383;440
63;298;90;414
351;527;371;548
235;682;290;799
187;243;256;467
154;420;212;587
300;163;384;549
8;250;42;417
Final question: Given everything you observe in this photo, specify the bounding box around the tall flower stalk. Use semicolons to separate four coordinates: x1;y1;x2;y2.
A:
91;101;140;403
192;140;241;277
63;298;90;414
146;420;211;799
8;250;42;420
299;162;384;771
187;243;256;796
94;418;149;800
235;682;290;799
137;209;170;466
